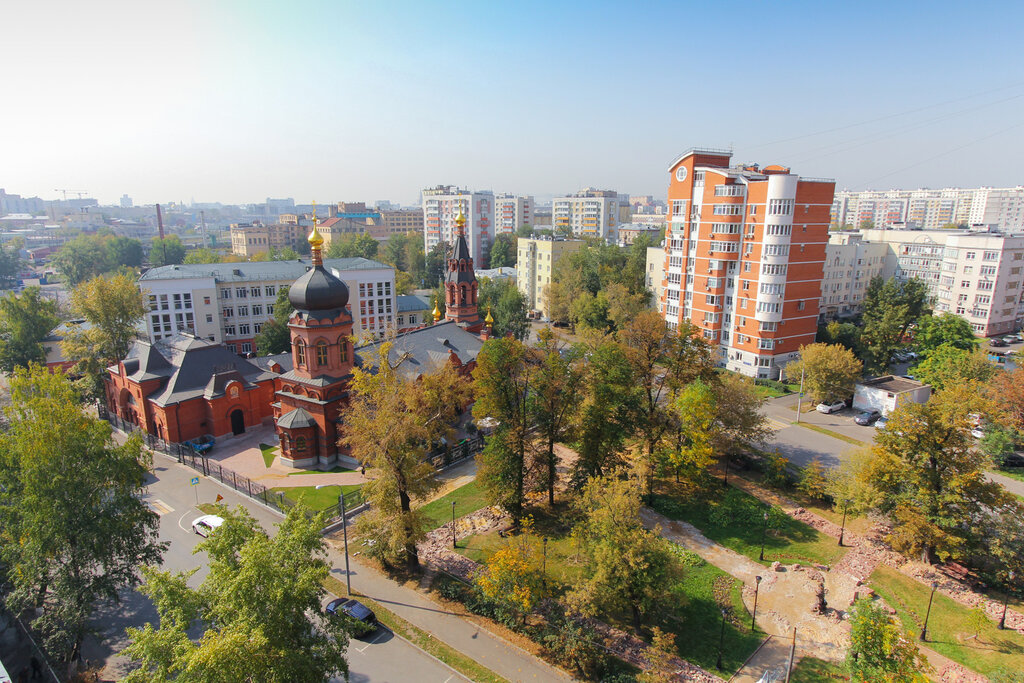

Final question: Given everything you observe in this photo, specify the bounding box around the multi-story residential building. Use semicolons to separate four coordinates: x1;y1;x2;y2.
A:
819;233;890;319
618;224;663;246
516;237;585;317
832;187;1024;231
659;148;835;379
422;185;494;264
138;258;396;354
229;222;302;257
645;245;665;305
552;189;620;240
380;209;423;237
494;194;534;234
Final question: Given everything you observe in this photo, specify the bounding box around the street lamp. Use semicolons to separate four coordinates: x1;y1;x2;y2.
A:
999;570;1016;629
919;582;938;641
451;500;457;549
838;498;851;547
716;608;728;670
751;576;762;632
759;510;770;562
338;492;351;595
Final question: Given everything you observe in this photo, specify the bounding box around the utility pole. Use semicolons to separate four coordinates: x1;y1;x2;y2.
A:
795;365;806;424
785;627;796;683
339;493;351;595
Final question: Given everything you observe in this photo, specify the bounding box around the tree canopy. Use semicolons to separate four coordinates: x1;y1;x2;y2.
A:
0;242;21;288
915;313;977;356
487;233;516;269
788;343;863;404
325;232;379;260
477;277;529;340
254;286;294;356
860;277;930;373
846;598;930;682
51;233;145;285
149;235;187;267
910;344;996;391
0;287;59;372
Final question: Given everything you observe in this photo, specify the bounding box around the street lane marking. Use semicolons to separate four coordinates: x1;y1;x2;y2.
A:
150;499;173;515
353;626;390;653
767;418;790;431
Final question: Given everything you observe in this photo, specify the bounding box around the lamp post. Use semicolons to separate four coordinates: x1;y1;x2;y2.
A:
999;570;1016;629
716;608;728;670
751;576;762;632
542;537;548;596
759;510;770;562
451;500;457;549
919;582;938;641
338;492;351;595
838;498;851;547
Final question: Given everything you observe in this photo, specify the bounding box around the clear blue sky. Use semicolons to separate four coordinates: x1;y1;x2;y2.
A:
3;0;1023;205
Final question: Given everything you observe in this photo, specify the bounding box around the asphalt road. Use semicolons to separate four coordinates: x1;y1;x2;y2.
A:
84;455;468;683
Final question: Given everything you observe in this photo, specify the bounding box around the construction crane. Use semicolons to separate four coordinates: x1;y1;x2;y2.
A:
54;189;88;201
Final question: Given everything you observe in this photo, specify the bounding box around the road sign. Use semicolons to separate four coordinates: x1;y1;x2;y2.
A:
190;477;199;486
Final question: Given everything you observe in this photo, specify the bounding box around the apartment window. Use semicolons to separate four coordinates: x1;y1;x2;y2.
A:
758;357;772;367
706;295;721;306
984;251;999;261
750;205;757;216
250;286;260;297
253;323;262;334
978;281;994;291
671;200;687;218
763;244;790;256
756;302;781;313
223;307;233;318
172;293;182;308
205;314;213;323
711;223;740;234
703;312;720;323
714;184;744;197
759;283;785;295
980;266;997;276
203;296;211;305
963;266;974;274
744;262;751;272
758;339;775;349
965;251;976;260
768;199;794;215
797;300;806;311
760;321;777;331
975;295;991;305
239;324;251;335
961;280;971;288
709;241;739;253
148;295;158;311
159;294;169;310
252;304;263;316
762;264;788;276
693;170;705;184
224;325;236;336
713;205;743;216
265;285;276;296
766;224;792;236
240;343;252;354
235;287;247;298
183;293;192;308
238;306;248;317
220;288;232;300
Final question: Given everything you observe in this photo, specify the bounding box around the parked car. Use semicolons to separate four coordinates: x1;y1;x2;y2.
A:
855;409;882;425
191;514;224;537
326;598;377;630
816;400;846;414
874;417;889;430
1003;336;1020;344
990;338;1009;348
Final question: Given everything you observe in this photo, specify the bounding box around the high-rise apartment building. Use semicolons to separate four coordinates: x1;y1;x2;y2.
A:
819;233;890;319
516;237;585;317
494;194;534;234
659;148;835;379
832;187;1024;231
552;189;620;240
422;186;494;264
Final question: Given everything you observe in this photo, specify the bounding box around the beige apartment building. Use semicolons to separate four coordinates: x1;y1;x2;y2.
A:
229;222;301;257
516;237;584;317
553;189;620;240
819;233;889;319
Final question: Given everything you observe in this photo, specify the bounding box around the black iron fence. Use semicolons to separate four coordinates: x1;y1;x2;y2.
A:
101;407;483;526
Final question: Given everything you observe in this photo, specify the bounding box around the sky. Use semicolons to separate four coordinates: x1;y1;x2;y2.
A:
3;0;1024;206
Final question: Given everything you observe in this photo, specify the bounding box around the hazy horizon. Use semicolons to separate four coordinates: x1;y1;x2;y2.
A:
3;1;1023;206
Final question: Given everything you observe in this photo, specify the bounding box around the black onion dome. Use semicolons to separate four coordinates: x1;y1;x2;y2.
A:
288;265;349;311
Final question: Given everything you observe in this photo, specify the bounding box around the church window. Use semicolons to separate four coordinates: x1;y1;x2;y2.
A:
295;436;307;451
317;341;328;366
296;340;306;366
339;339;348;363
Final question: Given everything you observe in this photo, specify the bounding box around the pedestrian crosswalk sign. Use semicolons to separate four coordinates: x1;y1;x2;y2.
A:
190;477;199;486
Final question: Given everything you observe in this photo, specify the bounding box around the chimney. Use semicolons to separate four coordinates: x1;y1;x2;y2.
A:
156;203;164;240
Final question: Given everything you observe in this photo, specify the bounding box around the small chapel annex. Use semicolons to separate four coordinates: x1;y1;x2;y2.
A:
104;211;491;470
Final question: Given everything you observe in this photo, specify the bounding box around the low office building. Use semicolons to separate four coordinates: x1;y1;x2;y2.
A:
853;375;931;416
229;222;301;257
396;294;431;332
516;237;585;317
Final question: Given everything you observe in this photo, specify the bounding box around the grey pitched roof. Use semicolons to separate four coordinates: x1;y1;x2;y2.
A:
277;407;316;429
252;352;293;373
396;294;431;313
139;257;392;283
444;232;476;285
122;334;278;406
355;320;483;380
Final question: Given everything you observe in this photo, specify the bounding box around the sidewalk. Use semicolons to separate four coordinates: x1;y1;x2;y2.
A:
323;541;576;683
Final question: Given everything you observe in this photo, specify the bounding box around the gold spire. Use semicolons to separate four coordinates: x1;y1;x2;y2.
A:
485;306;494;327
308;200;324;266
432;298;441;323
455;209;466;235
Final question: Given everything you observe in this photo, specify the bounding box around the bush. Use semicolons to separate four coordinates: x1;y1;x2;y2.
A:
754;378;791;394
762;451;791;489
797;460;831;502
539;605;615;679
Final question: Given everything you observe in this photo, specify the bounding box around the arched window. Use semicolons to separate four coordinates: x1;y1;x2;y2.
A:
316;341;328;367
295;340;306;366
295;436;307;451
338;338;348;363
460;285;467;305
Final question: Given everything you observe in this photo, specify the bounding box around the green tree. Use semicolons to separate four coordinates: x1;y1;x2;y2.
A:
425;242;447;286
183;246;222;264
980;424;1017;466
0;287;59;372
859;386;1011;563
105;236;144;268
861;277;930;373
818;320;862;353
573;336;637;485
0;367;164;669
342;342;469;569
407;239;427;284
570;290;610;331
846;598;930;682
487;233;516;269
0;242;21;287
911;344;996;391
708;372;772;459
604;282;650;331
325;232;379;260
122;505;349;682
566;472;681;634
473;337;533;524
787;343;863;404
52;234;114;285
149;234;186;266
254;286;294;356
666;379;717;481
533;328;583;505
915;313;977;356
478;277;528;340
382;233;411;272
516;224;533;238
62;273;147;400
988;367;1024;435
474;540;542;623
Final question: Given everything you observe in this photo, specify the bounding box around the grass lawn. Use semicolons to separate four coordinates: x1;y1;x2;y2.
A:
269;484;362;512
994;467;1024;484
258;442;278;468
286;465;355;476
735;472;873;537
651;482;847;567
869;565;1024;678
795;422;867;447
789;656;849;682
322;576;509;683
196;502;219;515
418;480;490;531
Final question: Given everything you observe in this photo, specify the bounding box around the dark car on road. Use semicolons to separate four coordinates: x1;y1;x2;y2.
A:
854;409;882;426
326;598;377;630
990;338;1009;348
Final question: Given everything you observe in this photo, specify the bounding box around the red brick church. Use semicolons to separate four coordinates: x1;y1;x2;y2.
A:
104;213;490;469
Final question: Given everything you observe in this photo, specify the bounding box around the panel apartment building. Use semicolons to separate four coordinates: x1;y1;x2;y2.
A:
659;148;835;379
495;194;534;234
832;186;1024;231
552;189;621;240
516;236;584;317
422;186;494;265
138;258;396;355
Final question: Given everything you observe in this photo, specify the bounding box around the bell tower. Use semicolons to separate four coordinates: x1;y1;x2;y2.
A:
444;211;481;330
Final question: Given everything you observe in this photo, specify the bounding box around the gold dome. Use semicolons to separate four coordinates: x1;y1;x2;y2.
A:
455;210;466;229
308;225;324;248
485;306;494;326
432;299;441;323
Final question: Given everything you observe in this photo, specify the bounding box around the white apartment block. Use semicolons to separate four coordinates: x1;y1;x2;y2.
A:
422;186;494;264
516;237;584;317
824;228;1024;336
138;258;396;355
819;233;890;319
552;188;620;240
494;194;534;234
832;187;1024;231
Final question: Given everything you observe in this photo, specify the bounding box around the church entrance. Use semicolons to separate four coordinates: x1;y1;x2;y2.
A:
230;409;245;435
